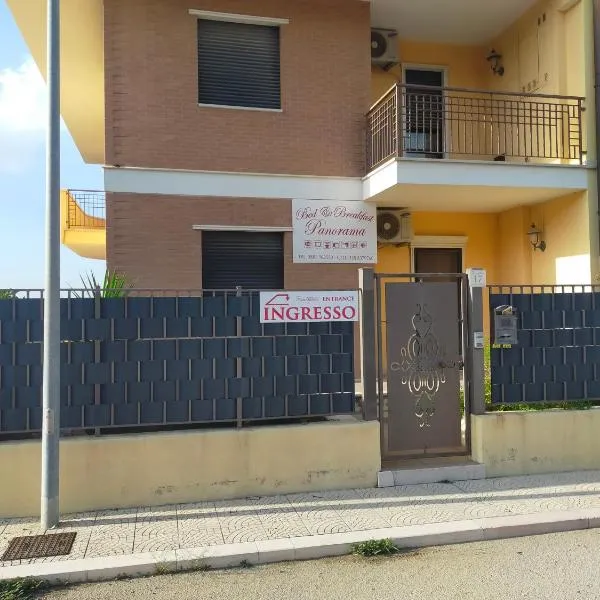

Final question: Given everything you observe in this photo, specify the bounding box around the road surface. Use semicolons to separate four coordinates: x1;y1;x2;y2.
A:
45;529;599;599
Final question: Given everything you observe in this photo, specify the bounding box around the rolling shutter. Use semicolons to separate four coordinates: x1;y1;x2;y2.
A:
197;19;281;109
202;231;284;290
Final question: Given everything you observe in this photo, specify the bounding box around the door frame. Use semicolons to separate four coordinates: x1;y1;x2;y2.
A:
410;235;467;272
401;64;450;159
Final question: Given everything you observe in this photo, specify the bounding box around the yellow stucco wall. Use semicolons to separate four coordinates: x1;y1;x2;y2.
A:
484;0;588;98
376;212;498;279
530;191;591;284
495;192;591;286
472;410;600;477
0;418;381;518
371;41;486;104
496;206;533;284
376;192;591;290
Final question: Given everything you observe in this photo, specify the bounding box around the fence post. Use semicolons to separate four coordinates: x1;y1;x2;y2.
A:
466;269;486;415
235;287;243;428
93;290;101;436
358;268;378;421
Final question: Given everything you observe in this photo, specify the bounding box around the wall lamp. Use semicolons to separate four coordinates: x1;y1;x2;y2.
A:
527;223;546;252
487;49;504;76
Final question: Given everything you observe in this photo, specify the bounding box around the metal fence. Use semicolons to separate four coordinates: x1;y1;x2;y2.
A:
66;189;106;228
367;84;584;171
489;285;600;405
0;290;356;436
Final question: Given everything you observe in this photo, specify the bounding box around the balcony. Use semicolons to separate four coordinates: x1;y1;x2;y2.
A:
364;84;588;212
60;189;106;260
367;84;585;170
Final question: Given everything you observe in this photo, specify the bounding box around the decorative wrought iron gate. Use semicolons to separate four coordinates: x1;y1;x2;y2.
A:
375;274;469;459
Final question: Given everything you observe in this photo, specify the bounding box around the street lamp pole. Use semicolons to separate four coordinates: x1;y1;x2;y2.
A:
41;0;61;532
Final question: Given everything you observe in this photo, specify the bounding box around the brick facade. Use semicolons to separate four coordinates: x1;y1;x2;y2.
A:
104;0;370;177
107;194;362;291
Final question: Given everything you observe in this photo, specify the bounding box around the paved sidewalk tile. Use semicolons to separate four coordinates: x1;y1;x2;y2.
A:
2;470;600;569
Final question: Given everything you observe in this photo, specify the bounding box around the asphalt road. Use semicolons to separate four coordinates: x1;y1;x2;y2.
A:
44;529;600;600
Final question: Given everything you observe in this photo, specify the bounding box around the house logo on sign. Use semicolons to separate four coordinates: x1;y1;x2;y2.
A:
264;293;290;306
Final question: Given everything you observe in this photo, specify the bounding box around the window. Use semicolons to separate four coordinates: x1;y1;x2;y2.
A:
201;231;284;290
197;19;281;110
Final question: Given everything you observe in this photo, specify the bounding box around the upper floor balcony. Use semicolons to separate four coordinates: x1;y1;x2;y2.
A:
364;83;589;211
367;84;584;170
61;189;106;260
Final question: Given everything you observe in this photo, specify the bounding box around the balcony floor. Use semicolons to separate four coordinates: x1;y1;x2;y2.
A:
363;157;590;212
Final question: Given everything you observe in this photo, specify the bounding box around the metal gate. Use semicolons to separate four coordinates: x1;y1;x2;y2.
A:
375;273;469;460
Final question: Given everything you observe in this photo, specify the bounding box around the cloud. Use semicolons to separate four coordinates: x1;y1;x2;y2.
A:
0;56;47;172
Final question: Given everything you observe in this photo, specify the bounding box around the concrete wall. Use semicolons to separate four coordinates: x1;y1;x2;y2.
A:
471;410;600;477
0;418;380;518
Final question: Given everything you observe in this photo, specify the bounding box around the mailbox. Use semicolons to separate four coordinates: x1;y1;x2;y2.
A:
492;305;519;345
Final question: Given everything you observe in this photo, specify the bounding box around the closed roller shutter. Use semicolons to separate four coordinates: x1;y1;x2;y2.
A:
202;231;284;290
197;19;281;109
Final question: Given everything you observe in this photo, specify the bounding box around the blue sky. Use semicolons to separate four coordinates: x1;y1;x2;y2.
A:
0;0;105;289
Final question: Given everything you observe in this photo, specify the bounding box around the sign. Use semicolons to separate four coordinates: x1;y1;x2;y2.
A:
473;331;485;349
260;291;359;323
467;268;487;288
292;199;377;264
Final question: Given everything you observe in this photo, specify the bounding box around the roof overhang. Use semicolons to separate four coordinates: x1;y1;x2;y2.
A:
6;0;105;164
370;0;540;45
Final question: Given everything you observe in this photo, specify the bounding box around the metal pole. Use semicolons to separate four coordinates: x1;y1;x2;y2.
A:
466;271;486;415
358;268;377;421
41;0;61;531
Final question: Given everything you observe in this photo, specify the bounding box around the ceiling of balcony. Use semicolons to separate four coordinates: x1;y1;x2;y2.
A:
370;0;540;45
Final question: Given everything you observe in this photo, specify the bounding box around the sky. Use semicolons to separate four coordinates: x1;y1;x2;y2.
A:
0;0;105;289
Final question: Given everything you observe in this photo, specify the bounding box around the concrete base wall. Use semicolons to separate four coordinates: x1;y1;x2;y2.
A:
472;410;600;477
0;418;380;518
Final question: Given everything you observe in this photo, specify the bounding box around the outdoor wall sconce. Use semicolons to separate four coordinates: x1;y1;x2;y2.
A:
487;49;504;76
527;223;546;252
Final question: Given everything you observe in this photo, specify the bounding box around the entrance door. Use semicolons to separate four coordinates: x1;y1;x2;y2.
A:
414;247;463;351
414;247;462;281
404;68;445;158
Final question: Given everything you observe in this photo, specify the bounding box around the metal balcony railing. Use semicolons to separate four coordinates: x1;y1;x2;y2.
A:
66;189;106;228
366;84;585;171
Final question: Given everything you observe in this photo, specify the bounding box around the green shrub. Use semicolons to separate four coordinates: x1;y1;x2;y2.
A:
0;577;46;600
352;539;399;557
74;270;133;299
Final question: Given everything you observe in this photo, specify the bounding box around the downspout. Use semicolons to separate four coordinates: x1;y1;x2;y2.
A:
593;0;600;279
594;0;600;171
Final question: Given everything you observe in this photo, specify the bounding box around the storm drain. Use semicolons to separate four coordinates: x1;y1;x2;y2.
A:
1;532;77;561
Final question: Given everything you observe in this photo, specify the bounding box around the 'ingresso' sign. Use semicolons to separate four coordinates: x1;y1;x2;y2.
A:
259;291;359;323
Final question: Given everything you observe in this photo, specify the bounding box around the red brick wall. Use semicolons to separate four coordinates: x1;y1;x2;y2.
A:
107;194;362;291
104;0;370;177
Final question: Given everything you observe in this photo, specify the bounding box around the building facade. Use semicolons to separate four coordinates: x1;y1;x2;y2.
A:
9;0;599;290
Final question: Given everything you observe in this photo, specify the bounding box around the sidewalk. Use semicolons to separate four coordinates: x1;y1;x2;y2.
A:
2;470;600;583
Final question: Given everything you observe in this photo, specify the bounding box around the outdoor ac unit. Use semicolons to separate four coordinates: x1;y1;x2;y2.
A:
377;210;413;245
371;28;398;66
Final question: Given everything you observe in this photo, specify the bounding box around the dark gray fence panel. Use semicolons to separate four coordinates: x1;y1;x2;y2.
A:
0;293;355;434
490;291;600;404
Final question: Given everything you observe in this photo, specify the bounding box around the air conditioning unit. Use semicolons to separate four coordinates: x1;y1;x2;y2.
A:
371;28;398;66
377;210;413;245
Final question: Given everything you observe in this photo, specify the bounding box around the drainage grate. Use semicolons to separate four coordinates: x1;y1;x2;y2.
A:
1;532;77;561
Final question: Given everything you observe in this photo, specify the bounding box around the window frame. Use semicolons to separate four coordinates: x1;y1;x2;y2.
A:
191;9;287;112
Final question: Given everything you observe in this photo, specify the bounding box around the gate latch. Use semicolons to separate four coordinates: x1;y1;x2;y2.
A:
438;358;465;369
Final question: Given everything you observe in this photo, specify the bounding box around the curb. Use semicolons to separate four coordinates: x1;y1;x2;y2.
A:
1;509;598;585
